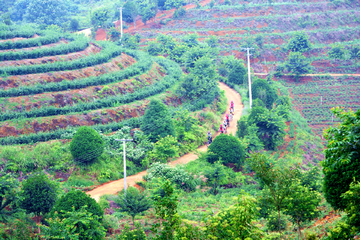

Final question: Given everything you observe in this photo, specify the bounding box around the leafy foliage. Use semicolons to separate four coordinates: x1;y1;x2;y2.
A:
251;78;278;109
51;189;103;220
19;173;58;217
342;181;360;232
24;0;68;26
285;51;311;79
204;192;263;239
44;206;106;240
115;223;148;240
248;153;299;235
151;180;181;239
144;162;197;192
328;43;345;60
144;135;179;165
248;106;286;150
91;7;112;29
207;134;246;166
0;174;21;223
228;60;246;85
287;31;312;53
70;126;104;164
322;108;360;210
114;187;151;226
140;99;176;143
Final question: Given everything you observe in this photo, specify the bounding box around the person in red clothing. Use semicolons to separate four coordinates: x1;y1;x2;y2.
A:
230;100;234;111
226;114;230;127
219;124;224;134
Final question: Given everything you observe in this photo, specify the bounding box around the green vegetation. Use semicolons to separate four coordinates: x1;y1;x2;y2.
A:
1;0;360;238
70;126;104;165
141;99;176;142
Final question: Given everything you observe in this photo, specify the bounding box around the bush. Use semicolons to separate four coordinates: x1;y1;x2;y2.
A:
115;223;147;240
51;189;103;220
69;19;79;31
144;162;197;192
70;126;104;164
19;173;58;218
266;211;288;232
207;134;245;167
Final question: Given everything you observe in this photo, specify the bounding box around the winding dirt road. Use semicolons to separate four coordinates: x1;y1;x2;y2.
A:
86;82;243;201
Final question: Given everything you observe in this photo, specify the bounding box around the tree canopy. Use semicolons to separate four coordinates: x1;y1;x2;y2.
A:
322;108;360;210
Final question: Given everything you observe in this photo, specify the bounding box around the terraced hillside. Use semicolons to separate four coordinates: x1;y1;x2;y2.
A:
123;0;360;135
0;28;207;146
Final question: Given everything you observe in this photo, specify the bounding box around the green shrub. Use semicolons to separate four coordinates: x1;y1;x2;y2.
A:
45;206;106;240
115;223;147;240
207;134;245;167
287;31;312;53
51;189;103;220
70;126;104;164
19;173;58;218
140;99;176;142
144;162;197;192
251;78;278;109
289;122;295;138
228;61;246;85
266;211;288;232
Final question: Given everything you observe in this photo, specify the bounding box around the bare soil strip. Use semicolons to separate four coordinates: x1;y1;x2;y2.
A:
86;82;243;201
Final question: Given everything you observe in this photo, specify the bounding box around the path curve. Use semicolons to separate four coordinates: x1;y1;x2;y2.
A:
87;82;243;201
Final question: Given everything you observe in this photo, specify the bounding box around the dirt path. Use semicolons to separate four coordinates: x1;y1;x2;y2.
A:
86;82;243;201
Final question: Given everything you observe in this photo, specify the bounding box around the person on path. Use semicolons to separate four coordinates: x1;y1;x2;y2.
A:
231;100;234;111
223;119;227;134
207;131;212;145
219;124;224;134
226;114;230;127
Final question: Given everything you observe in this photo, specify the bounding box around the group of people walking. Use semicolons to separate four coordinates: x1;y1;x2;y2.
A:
207;101;235;145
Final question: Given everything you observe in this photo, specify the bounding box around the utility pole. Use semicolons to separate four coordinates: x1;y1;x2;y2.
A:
241;48;254;109
119;7;123;39
115;138;133;191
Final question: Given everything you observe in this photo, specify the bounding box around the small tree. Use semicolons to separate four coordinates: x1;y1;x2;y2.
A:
69;19;79;32
285;51;311;80
109;27;120;41
349;45;360;60
251;78;278;109
44;206;106;240
207;134;246;167
70;126;104;164
51;189;103;220
114;187;151;227
287;31;312;53
228;61;246;85
284;182;321;240
151;180;181;239
204;161;227;195
328;43;345;60
20;173;58;221
204;192;263;239
140;99;176;142
91;7;112;29
248;153;299;237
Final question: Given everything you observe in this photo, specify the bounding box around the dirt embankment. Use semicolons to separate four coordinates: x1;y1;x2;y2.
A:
86;82;243;201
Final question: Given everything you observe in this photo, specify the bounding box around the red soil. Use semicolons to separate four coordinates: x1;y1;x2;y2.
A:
0;95;183;138
0;43;101;67
0;54;136;90
1;63;165;112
